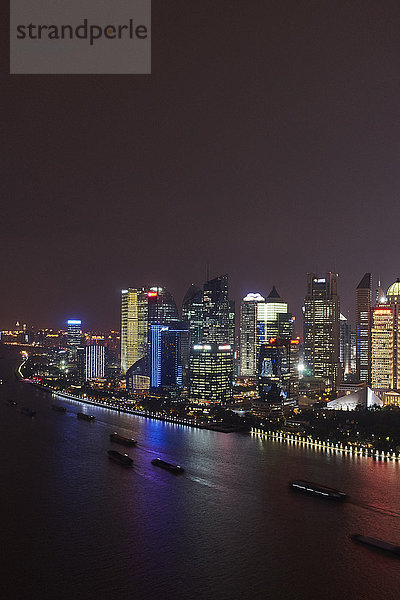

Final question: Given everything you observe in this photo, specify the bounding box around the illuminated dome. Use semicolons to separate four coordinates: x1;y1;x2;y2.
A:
387;278;400;299
243;292;265;302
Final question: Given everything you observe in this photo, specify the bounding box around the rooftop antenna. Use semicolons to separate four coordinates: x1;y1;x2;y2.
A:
206;260;210;282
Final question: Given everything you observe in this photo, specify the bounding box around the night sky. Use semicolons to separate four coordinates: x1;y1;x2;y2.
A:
3;1;400;332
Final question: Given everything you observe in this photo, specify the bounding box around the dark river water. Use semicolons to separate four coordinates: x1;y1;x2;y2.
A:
1;346;399;600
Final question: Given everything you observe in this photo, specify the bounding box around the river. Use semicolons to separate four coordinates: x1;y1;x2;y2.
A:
0;345;399;600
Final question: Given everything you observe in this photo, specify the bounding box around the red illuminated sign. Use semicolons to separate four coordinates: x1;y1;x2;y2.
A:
147;292;158;298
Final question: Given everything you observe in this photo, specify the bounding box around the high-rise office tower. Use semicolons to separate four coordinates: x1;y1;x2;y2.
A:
228;300;236;351
371;305;394;391
67;319;82;362
240;293;265;376
257;338;299;404
202;275;230;344
188;275;233;402
371;279;400;397
147;286;185;390
182;284;203;346
189;343;233;404
147;286;179;326
120;288;148;374
181;284;203;379
303;272;340;393
85;337;105;380
355;273;371;383
149;324;188;389
256;286;294;346
340;314;352;379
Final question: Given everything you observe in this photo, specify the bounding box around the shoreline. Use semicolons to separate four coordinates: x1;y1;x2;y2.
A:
14;352;400;461
35;386;248;434
251;428;400;462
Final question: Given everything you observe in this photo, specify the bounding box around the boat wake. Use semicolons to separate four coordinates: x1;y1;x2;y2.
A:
348;499;400;519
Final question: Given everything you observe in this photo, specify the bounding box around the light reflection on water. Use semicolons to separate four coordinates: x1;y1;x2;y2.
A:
1;348;400;600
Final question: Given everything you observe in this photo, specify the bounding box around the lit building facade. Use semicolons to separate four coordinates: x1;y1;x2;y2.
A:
240;293;265;376
147;286;183;390
85;337;105;380
187;275;234;402
189;343;233;404
303;272;340;393
182;284;203;347
181;284;203;380
256;286;294;346
202;275;230;344
149;324;188;389
257;338;299;404
67;319;82;362
371;279;400;397
340;313;352;379
120;288;148;374
355;273;371;383
371;306;394;391
147;286;179;327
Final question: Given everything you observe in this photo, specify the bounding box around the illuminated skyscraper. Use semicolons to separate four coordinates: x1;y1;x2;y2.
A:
257;338;299;404
182;284;204;381
147;286;186;390
188;275;233;401
256;286;294;346
303;272;340;393
228;300;236;351
182;284;203;346
147;286;179;326
355;273;371;383
371;305;394;391
67;319;82;362
202;275;230;344
189;343;233;404
120;288;148;374
340;313;352;379
240;293;265;376
149;324;188;389
85;337;105;380
371;279;400;400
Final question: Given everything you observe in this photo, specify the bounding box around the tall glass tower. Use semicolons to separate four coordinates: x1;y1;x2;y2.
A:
240;293;265;376
303;272;340;394
182;284;203;346
147;286;179;326
202;275;230;344
371;279;400;403
256;286;294;345
355;273;371;383
120;288;148;374
188;275;233;402
67;319;82;362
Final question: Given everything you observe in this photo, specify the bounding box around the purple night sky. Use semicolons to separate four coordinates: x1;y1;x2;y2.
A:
2;1;400;331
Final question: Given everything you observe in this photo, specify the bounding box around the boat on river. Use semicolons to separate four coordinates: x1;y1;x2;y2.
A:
290;480;347;500
110;432;137;446
77;412;95;421
151;458;184;474
351;534;400;556
107;450;133;467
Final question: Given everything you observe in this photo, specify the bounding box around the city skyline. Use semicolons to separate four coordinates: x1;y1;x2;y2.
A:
3;271;400;334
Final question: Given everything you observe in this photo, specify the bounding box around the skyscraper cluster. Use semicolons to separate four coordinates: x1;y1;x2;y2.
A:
120;275;234;403
58;269;400;408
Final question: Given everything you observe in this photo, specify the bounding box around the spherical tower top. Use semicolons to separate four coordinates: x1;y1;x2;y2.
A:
387;278;400;302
